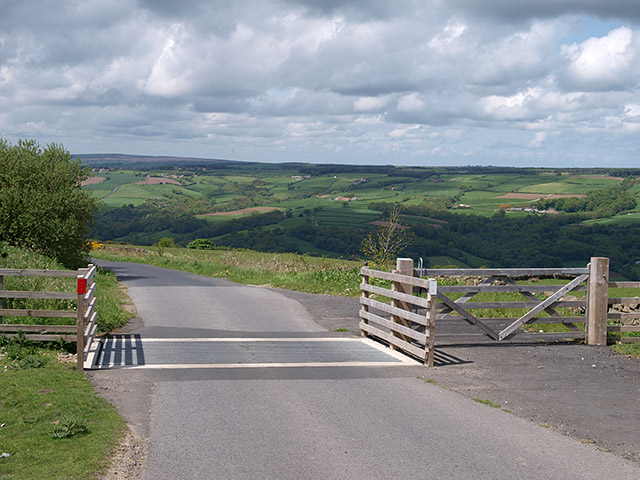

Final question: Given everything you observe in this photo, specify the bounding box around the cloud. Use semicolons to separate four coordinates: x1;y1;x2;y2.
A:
529;131;547;147
397;93;426;113
0;0;638;166
560;26;640;91
353;95;391;112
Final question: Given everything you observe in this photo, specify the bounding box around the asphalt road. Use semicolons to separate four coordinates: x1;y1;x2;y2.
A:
91;261;640;479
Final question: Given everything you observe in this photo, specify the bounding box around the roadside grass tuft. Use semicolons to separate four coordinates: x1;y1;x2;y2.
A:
472;397;512;413
417;376;437;385
473;398;502;408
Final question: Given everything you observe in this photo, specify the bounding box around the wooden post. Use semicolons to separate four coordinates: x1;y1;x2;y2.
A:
391;258;414;350
0;275;3;324
587;257;609;346
76;272;86;370
426;278;437;367
360;262;369;338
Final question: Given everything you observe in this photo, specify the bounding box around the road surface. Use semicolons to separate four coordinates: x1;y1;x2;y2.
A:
91;260;640;479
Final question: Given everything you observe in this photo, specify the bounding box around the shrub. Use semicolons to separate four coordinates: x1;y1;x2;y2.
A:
187;238;217;250
154;237;175;256
0;139;99;268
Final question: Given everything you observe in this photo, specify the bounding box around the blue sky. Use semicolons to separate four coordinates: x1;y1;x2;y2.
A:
1;0;640;168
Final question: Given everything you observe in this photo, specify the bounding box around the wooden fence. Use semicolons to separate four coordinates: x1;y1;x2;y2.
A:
360;257;639;363
0;265;99;370
360;259;437;366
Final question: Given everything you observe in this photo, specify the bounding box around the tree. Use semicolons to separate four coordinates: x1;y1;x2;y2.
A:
361;205;412;268
0;139;99;268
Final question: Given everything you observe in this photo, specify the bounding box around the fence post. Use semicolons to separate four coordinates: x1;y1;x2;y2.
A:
391;258;414;350
587;257;609;346
426;278;437;367
360;262;369;338
0;274;3;324
76;271;87;370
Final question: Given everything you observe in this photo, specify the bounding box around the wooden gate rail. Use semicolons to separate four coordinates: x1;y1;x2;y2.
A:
360;259;436;366
0;265;98;369
416;265;590;342
607;280;640;344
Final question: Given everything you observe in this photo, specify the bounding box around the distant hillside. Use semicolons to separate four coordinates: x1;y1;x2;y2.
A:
75;153;249;169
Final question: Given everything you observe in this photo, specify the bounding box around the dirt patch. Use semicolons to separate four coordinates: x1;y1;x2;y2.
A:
81;176;107;186
100;430;147;480
135;177;181;186
201;207;281;217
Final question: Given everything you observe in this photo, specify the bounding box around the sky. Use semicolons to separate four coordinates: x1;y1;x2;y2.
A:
1;0;640;168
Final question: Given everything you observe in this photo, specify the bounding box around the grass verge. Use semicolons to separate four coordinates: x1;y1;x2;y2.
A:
94;244;363;296
0;243;131;478
0;342;126;479
610;339;640;358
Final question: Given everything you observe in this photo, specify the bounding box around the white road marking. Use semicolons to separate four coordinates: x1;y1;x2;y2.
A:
95;361;419;370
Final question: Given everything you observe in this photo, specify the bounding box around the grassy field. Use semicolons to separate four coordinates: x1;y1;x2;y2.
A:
84;166;638;230
0;244;130;479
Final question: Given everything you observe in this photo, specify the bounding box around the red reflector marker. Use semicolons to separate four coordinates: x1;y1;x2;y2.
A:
77;278;87;295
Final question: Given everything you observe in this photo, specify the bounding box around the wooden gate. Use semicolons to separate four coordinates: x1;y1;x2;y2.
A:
359;259;437;366
416;266;591;342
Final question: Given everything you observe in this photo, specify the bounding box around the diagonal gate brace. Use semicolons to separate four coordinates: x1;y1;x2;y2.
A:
498;274;589;341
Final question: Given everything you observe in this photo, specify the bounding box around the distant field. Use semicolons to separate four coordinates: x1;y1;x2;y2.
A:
84;167;639;226
135;176;181;185
201;207;283;216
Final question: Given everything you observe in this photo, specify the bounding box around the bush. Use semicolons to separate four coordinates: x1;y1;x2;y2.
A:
187;238;217;250
0;139;99;268
154;237;175;256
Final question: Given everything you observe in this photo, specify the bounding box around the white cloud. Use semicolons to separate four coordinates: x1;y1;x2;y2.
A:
625;103;640;117
397;93;425;113
561;26;639;91
529;131;547;147
353;95;391;112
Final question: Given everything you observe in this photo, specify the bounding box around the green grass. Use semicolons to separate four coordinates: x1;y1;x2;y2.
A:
0;244;130;479
428;256;470;268
472;397;512;413
94;267;134;332
610;341;640;358
0;347;126;479
94;244;363;296
473;398;502;408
